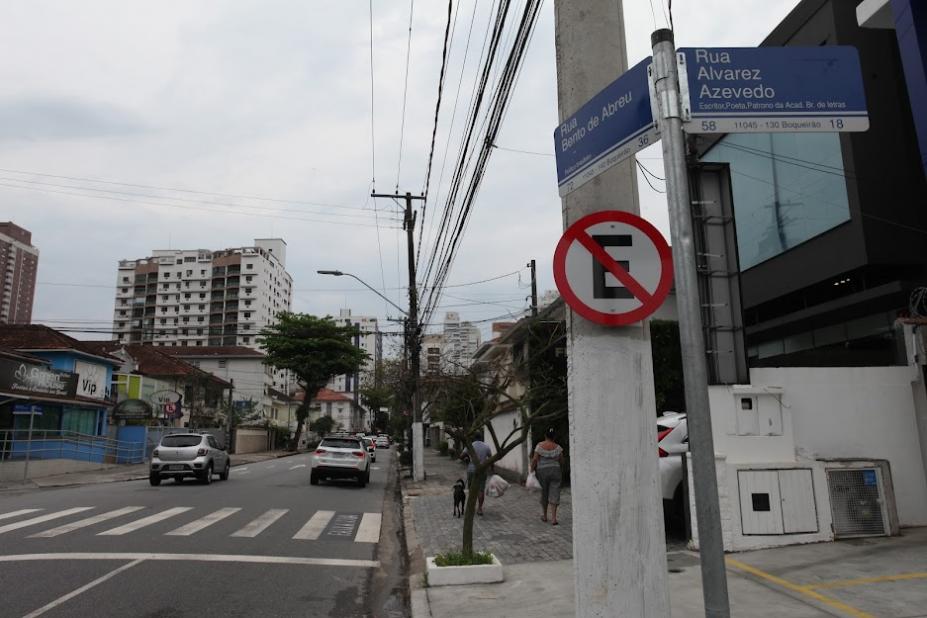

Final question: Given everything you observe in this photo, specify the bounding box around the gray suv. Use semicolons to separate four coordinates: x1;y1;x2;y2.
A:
150;433;230;486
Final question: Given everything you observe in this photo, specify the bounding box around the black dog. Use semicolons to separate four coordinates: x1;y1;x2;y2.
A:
453;479;466;518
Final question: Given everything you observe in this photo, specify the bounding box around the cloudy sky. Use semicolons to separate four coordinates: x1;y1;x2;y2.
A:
0;1;801;345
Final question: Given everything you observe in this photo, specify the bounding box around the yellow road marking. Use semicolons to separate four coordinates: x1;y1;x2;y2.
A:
807;572;927;591
725;557;874;618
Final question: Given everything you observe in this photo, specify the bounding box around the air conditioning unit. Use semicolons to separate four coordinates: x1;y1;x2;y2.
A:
826;466;893;538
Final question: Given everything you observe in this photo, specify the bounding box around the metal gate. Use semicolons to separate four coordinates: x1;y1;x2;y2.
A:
827;468;889;538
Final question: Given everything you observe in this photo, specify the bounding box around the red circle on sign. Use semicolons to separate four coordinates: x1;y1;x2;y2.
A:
553;210;673;326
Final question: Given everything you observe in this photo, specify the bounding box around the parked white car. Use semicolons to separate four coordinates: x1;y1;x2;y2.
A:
657;412;688;528
310;436;371;487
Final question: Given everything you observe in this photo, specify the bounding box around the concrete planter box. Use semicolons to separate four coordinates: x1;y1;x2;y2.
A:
426;554;504;586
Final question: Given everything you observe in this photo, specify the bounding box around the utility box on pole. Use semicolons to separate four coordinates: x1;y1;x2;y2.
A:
553;2;670;615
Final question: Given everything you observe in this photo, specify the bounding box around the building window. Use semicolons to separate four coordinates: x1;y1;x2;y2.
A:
200;269;206;276
218;360;227;368
199;304;205;310
244;312;251;319
701;132;850;270
246;263;253;270
185;269;193;276
243;337;250;343
184;257;195;263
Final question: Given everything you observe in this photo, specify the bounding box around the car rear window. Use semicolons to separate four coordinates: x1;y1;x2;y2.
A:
161;435;203;447
321;438;361;449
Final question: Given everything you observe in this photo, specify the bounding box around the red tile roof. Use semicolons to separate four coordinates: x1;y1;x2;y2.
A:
82;341;232;387
0;325;120;363
161;346;265;358
293;387;354;403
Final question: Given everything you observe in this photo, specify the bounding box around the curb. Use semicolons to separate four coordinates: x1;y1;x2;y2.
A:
399;464;431;617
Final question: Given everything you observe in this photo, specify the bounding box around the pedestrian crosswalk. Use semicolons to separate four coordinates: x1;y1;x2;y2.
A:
0;506;382;544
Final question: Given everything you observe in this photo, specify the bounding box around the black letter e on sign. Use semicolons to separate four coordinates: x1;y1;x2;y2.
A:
592;235;632;299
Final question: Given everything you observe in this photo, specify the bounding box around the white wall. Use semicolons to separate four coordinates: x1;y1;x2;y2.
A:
751;366;927;527
194;357;271;417
701;364;927;552
487;409;528;479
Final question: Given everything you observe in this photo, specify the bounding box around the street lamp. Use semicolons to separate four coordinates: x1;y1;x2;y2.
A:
318;268;423;479
316;270;407;316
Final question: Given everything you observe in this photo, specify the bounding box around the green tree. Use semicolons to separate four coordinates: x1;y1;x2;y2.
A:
359;362;395;433
312;415;335;437
650;319;685;414
260;313;368;450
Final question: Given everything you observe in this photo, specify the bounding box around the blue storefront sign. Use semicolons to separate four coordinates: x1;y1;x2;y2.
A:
554;57;659;197
679;46;869;134
12;404;42;415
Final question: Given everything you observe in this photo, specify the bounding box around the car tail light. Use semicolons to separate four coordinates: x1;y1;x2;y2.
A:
314;448;326;455
352;450;365;458
657;428;672;457
197;448;207;456
152;449;159;458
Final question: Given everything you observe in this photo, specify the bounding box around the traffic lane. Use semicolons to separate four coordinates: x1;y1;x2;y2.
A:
21;560;373;618
0;451;391;559
0;559;128;618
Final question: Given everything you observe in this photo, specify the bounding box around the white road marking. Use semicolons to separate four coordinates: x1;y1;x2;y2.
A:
0;508;41;522
30;507;145;538
292;510;335;540
231;509;288;537
97;507;192;536
0;552;379;568
266;464;276;469
21;558;144;618
354;513;382;543
289;464;306;470
371;466;381;471
165;507;241;536
234;468;250;474
0;508;93;535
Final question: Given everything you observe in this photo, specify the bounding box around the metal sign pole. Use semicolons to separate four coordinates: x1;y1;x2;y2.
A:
23;408;36;483
650;28;731;618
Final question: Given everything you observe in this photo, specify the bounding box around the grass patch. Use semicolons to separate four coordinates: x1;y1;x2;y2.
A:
433;551;494;567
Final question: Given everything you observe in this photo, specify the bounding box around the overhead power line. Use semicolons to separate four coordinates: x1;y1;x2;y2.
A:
395;0;416;190
0;167;373;212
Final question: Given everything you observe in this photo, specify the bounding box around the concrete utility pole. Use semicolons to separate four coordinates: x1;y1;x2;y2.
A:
553;3;670;616
371;190;426;481
528;259;538;317
651;29;730;617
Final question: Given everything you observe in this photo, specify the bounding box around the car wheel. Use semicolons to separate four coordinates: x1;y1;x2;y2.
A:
357;474;366;488
202;463;213;485
175;476;183;484
364;468;371;484
220;461;230;481
149;473;161;486
310;472;319;486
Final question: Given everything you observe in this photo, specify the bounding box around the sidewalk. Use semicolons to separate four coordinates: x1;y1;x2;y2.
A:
0;449;302;490
402;448;927;617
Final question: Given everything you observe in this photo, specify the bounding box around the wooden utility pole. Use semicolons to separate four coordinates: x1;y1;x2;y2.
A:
371;190;426;481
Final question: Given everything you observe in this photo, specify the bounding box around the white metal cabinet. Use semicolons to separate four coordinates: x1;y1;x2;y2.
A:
738;470;784;534
738;468;818;535
779;469;818;533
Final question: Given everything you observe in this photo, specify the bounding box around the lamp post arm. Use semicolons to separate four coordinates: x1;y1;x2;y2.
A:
343;273;408;316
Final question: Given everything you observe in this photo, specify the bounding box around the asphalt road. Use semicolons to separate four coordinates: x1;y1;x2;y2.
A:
0;449;406;618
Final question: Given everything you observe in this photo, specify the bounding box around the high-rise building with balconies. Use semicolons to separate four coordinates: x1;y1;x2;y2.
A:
112;238;292;349
0;222;39;325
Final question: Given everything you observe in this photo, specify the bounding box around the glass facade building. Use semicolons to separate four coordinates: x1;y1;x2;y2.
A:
702;133;852;270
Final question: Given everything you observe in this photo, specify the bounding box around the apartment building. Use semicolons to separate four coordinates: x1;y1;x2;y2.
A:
0;222;39;325
442;311;482;373
112;238;292;349
326;308;381;393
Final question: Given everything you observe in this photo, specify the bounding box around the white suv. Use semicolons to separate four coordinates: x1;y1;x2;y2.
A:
310;436;371;487
657;412;689;528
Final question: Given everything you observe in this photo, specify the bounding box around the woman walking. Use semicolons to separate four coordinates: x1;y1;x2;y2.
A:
530;428;564;525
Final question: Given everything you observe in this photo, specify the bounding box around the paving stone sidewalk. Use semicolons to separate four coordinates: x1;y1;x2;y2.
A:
405;448;574;564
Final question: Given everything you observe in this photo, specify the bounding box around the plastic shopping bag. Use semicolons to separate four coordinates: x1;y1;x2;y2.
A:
525;471;541;491
486;474;510;498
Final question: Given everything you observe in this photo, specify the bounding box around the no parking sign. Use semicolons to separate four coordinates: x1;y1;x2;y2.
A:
553;211;673;326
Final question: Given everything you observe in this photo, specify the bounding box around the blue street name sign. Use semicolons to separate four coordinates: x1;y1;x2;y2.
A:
554;57;659;197
679;46;868;134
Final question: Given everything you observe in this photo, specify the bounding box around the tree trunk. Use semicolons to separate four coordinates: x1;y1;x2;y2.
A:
289;399;311;451
461;465;485;558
